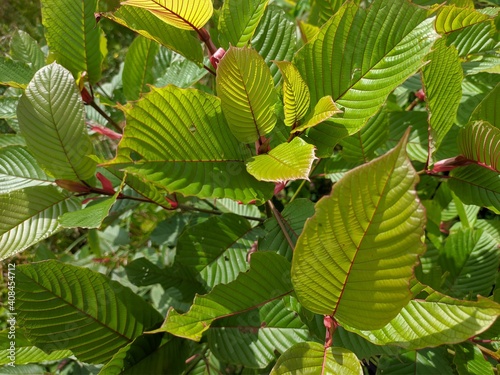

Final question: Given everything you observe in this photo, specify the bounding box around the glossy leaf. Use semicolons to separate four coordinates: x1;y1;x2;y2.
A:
120;0;213;30
17;63;96;182
246;138;316;182
294;0;438;154
274;61;310;127
270;342;362;375
16;260;163;364
422;38;463;152
107;85;273;203
459;121;500;172
218;0;269;48
216;46;278;143
10;30;45;72
162;252;293;341
0;186;79;261
434;5;493;34
291;96;341;134
42;0;106;83
0;58;33;88
292;131;426;329
0;146;53;194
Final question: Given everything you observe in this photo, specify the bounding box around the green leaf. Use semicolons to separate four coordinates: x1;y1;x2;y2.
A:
216;46;278;143
176;213;259;288
333;327;401;360
377;348;455;375
0;146;53;194
59;195;119;229
208;299;311;368
422;38;463;152
274;61;310;127
162;252;293;341
0;186;79;261
10;30;45;72
448;164;500;210
105;5;203;64
434;5;493;34
16;260;163;364
291;96;341;134
308;0;348;26
454;342;495;375
270;342;362;375
42;0;106;84
346;283;500;349
120;0;213;30
107;85;273;203
153;49;207;89
17;63;97;182
246;138;316;182
218;0;269;49
458;73;500;126
0;135;26;148
294;0;438;154
459;121;500;172
123;36;160;101
470;82;499;128
292;131;426;329
0;58;33;89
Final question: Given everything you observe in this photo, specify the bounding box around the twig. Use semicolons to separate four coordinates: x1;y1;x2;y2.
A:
267;200;295;251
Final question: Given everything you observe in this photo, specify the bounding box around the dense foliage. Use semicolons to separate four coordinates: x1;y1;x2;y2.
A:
1;0;499;373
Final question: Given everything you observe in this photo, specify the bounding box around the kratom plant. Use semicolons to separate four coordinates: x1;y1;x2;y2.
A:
0;0;499;373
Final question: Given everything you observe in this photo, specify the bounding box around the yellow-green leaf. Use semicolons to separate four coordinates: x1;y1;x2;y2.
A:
292;96;341;133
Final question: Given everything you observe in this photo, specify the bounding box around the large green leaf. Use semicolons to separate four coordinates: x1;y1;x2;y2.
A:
294;0;438;154
123;36;160;101
434;5;494;34
422;38;463;152
216;46;278;143
345;283;500;349
292;131;426;330
0;186;79;261
16;260;163;364
17;63;97;182
291;96;342;134
208;298;311;368
0;146;53;194
270;342;362;375
42;0;106;84
162;252;293;341
0;58;33;89
106;85;273;203
105;5;203;64
246;138;316;182
459;121;500;172
120;0;213;30
10;30;45;72
308;0;348;26
218;0;269;49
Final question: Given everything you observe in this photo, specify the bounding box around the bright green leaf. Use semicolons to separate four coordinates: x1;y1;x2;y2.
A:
246;138;316;182
292;96;341;134
454;342;495;375
0;58;33;89
17;63;96;182
435;5;493;34
292;131;426;329
308;0;348;26
216;46;278;143
459;121;500;172
10;30;45;72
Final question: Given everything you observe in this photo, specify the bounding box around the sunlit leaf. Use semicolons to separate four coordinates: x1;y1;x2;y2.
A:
292;96;341;134
434;5;493;34
10;30;45;72
458;121;500;172
454;342;495;375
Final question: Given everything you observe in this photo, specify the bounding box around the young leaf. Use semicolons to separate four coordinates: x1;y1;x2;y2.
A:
161;252;294;341
292;130;426;330
458;121;500;172
17;63;97;182
10;30;45;72
291;96;341;134
0;186;79;261
42;0;106;84
274;61;310;127
216;46;278;143
218;0;269;49
120;0;213;31
246;138;316;182
270;342;362;375
16;260;163;364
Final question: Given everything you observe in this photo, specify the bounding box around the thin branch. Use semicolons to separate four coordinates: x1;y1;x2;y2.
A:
177;203;265;223
267;200;295;251
87;100;123;133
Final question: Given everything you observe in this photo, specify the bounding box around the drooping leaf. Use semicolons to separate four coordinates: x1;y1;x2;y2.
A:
0;58;33;88
0;186;79;261
246;138;316;182
270;342;362;375
0;146;53;194
218;0;269;49
106;85;273;203
294;0;438;154
105;5;203;64
458;121;500;172
10;30;45;72
291;96;341;134
161;252;293;341
120;0;213;31
274;61;310;127
42;0;106;83
422;38;463;153
16;63;97;182
16;260;163;364
216;46;278;143
434;5;494;34
208;299;311;369
292;131;426;330
123;36;160;101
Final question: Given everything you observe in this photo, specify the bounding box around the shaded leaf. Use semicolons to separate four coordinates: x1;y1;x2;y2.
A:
377;347;455;375
59;195;119;229
454;342;495;375
0;58;33;89
10;30;45;72
459;121;500;172
470;82;499;128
